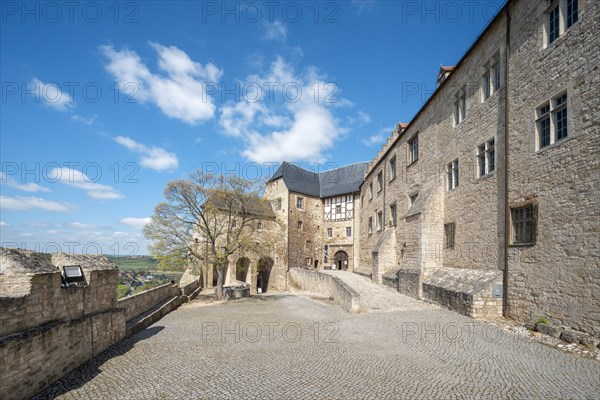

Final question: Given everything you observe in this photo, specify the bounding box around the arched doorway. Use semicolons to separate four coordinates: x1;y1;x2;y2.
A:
236;257;250;282
334;251;349;271
257;257;274;293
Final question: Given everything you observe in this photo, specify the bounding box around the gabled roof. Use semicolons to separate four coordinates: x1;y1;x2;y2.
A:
268;161;369;198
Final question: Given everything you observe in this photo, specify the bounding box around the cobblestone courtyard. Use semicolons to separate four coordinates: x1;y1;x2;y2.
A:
34;293;599;400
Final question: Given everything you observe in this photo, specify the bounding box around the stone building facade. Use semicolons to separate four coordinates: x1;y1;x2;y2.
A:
264;162;369;276
357;0;599;335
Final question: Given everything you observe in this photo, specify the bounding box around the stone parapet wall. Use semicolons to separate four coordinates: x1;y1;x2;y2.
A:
118;283;180;322
288;268;360;313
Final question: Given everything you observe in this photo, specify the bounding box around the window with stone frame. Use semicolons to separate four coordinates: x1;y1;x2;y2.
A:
276;198;282;210
296;196;304;209
368;181;373;199
536;92;568;150
389;156;397;180
447;159;459;190
297;220;303;230
482;52;500;101
346;226;352;237
444;223;455;248
409;193;418;209
477;138;495;177
453;86;467;126
390;203;397;227
368;217;373;234
376;210;383;231
544;0;579;48
408;135;419;164
511;205;537;245
327;227;333;238
377;170;383;192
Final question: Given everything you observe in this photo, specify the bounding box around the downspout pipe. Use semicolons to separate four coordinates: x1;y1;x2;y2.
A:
503;6;511;318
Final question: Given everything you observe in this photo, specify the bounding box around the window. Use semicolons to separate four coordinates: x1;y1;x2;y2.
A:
537;92;568;150
447;159;459;190
346;227;352;237
548;3;560;44
545;0;579;47
453;87;467;126
296;196;304;209
298;220;303;230
306;240;312;249
566;0;578;28
512;205;536;244
389;156;397;180
257;221;263;230
276;198;282;210
482;52;500;101
327;227;333;238
368;182;373;199
376;210;383;231
408;135;419;164
368;217;373;234
335;204;342;214
409;193;418;208
477;138;496;177
377;171;383;192
444;223;455;248
390;203;397;227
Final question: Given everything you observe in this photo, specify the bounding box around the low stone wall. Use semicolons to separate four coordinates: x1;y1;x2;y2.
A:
422;268;503;319
288;268;360;313
0;249;200;400
397;269;423;299
118;283;180;322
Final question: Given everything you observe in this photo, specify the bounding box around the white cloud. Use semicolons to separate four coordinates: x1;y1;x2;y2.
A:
100;42;222;124
31;78;74;111
361;126;394;147
0;221;9;227
0;172;50;192
348;110;371;125
0;196;74;212
120;217;151;229
263;21;288;41
219;57;351;163
114;136;178;171
48;167;124;199
71;114;97;125
69;222;94;229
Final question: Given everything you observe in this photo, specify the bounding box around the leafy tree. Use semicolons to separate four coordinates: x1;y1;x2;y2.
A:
144;172;274;299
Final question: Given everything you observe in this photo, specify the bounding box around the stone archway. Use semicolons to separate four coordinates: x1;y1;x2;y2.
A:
236;257;250;282
256;257;274;293
334;251;349;271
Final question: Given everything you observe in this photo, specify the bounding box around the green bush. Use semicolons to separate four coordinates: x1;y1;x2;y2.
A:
535;316;550;325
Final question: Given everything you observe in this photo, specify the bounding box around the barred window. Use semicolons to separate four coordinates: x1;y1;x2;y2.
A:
389;156;397;180
346;226;352;237
327;228;333;238
482;52;500;101
566;0;579;28
512;206;536;244
548;4;560;44
296;196;304;209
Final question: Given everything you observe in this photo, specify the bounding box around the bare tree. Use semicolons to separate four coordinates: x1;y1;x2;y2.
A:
144;172;274;299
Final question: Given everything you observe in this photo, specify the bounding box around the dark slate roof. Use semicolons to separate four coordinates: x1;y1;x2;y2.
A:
268;161;368;198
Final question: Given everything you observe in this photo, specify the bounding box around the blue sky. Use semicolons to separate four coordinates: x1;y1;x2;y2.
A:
0;0;503;255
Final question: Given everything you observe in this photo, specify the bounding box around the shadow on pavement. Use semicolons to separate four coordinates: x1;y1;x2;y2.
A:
30;326;165;400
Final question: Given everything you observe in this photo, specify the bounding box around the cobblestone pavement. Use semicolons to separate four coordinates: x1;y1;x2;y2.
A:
322;270;438;313
34;294;599;400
